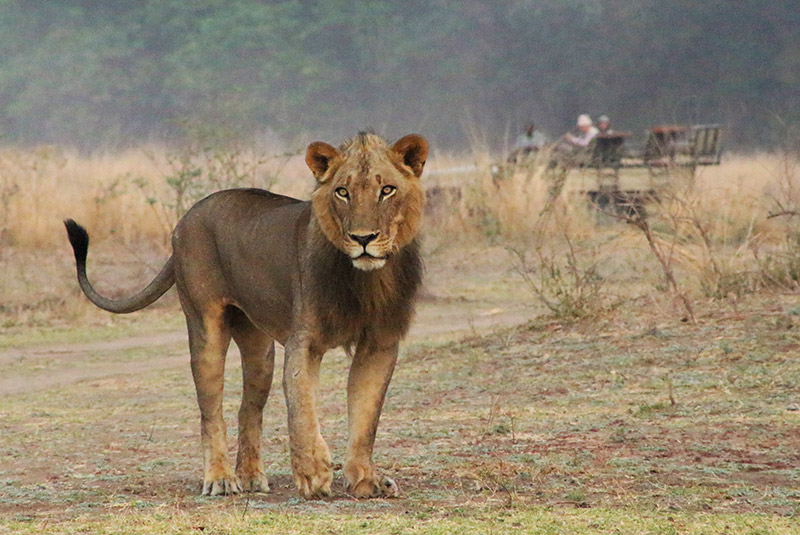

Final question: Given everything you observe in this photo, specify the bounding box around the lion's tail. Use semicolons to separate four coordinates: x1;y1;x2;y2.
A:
64;219;176;314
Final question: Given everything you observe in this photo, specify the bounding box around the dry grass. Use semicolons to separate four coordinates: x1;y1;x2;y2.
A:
0;142;310;250
0;140;794;251
491;152;797;303
425;148;796;246
2;146;161;248
2;141;799;328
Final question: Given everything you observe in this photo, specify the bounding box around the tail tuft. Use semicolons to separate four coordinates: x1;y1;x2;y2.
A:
62;219;175;313
64;219;89;265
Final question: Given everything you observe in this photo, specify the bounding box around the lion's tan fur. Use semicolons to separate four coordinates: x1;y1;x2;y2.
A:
66;132;428;499
311;133;425;265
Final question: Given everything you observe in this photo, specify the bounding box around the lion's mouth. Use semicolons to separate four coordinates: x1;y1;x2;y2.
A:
358;252;386;260
352;253;387;271
347;245;387;261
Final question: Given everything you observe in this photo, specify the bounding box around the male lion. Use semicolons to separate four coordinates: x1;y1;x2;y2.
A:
64;132;427;499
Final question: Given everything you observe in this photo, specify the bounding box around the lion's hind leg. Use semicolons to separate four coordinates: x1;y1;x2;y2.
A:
229;307;274;493
185;305;241;496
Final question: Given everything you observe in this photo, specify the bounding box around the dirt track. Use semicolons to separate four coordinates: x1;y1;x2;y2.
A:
0;297;529;396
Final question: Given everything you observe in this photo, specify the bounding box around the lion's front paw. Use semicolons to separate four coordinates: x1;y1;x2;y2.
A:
202;464;242;496
291;444;333;499
237;469;270;493
236;456;270;493
344;463;399;498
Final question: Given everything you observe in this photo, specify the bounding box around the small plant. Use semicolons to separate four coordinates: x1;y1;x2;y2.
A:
509;234;608;320
483;396;516;439
0;146;66;245
0;175;19;244
564;488;590;508
761;135;800;287
591;186;706;322
132;120;297;239
627;211;696;323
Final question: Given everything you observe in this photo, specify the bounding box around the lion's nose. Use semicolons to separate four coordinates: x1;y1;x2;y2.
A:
350;232;379;247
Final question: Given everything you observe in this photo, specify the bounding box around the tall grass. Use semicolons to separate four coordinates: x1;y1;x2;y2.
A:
0;140;308;327
5;142;788;254
0;138;798;326
0;141;309;250
424;147;800;317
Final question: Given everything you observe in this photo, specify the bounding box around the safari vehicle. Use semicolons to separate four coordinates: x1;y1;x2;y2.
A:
494;123;724;214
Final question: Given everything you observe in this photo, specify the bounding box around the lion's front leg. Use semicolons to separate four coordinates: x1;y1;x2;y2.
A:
344;339;400;498
283;336;332;499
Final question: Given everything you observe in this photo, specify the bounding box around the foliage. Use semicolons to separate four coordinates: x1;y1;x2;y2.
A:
132;121;296;236
0;1;798;148
509;239;609;320
0;145;66;245
760;134;800;288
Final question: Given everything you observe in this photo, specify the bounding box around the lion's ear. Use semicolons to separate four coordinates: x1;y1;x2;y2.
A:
306;141;339;182
393;134;428;178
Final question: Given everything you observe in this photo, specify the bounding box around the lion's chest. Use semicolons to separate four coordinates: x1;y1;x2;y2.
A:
305;242;421;350
311;272;402;348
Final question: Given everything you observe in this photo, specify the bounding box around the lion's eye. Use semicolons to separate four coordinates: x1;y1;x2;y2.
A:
334;187;349;200
380;185;396;199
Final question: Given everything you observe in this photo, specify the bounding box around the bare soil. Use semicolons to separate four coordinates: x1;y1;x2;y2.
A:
1;245;799;526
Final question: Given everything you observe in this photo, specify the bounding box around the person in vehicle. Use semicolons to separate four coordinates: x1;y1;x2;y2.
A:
549;114;600;168
563;114;599;147
597;115;613;134
507;122;549;163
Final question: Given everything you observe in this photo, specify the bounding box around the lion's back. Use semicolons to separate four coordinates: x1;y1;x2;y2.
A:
201;188;304;212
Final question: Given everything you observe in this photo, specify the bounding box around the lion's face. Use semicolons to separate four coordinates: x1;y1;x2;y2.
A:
306;133;427;271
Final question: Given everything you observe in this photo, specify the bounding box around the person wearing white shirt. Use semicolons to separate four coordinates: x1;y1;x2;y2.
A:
563;114;599;147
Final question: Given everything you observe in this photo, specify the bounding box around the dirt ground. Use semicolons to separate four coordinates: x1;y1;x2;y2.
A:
0;245;528;396
1;244;799;531
0;245;530;510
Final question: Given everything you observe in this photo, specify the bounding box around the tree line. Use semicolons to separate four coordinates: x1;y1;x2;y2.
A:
0;0;797;150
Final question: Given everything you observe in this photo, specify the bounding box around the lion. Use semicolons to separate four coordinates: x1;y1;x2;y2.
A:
64;132;428;499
